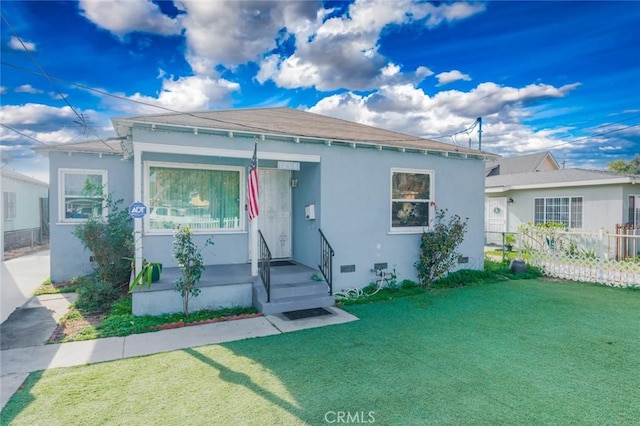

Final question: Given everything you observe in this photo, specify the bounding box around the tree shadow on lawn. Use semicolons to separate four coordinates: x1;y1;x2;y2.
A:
1;371;44;425
182;347;309;423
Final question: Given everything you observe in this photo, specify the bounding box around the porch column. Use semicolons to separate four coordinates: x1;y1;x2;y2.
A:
133;142;143;278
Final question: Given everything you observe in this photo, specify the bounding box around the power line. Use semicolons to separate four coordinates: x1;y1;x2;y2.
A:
0;123;47;145
1;14;114;150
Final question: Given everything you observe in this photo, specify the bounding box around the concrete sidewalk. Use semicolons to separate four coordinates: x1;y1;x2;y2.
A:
1;306;358;409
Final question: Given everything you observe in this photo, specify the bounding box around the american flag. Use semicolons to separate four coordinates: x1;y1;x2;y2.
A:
247;143;259;221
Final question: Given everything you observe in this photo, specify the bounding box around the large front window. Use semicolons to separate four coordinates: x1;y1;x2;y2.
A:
145;162;243;232
59;169;106;222
391;169;434;231
534;196;583;228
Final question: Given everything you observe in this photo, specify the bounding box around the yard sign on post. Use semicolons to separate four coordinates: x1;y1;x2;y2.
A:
248;143;260;276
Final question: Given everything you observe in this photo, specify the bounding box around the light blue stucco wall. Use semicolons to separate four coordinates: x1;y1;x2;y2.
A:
316;145;485;290
49;151;133;282
49;127;485;286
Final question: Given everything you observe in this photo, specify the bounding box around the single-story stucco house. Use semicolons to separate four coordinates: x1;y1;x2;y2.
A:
37;107;495;315
1;169;49;259
485;151;640;245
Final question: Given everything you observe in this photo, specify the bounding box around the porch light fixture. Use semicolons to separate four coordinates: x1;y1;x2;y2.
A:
193;128;198;135
508;197;514;204
291;178;298;188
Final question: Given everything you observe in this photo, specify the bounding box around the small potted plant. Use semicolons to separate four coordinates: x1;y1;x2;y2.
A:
505;233;516;252
129;259;163;292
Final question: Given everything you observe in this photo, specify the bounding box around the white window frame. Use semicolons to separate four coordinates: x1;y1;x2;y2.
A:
58;169;108;224
629;195;640;226
3;191;16;221
389;168;435;234
534;196;583;229
143;161;246;235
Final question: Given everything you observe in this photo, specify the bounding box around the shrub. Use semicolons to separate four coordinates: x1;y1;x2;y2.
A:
76;277;121;313
73;182;133;291
415;208;468;286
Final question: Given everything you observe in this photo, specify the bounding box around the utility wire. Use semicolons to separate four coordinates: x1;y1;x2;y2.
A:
0;123;47;145
2;60;638;151
2;60;465;147
0;14;114;150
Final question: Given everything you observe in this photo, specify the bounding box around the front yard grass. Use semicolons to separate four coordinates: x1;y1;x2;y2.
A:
3;278;639;425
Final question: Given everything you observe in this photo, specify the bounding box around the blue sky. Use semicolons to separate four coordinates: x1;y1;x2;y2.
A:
1;0;638;182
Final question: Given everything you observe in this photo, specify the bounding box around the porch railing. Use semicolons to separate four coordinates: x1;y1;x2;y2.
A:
258;230;272;302
319;229;335;295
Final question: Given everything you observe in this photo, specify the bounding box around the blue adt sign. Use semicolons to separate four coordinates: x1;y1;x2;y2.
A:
129;202;147;218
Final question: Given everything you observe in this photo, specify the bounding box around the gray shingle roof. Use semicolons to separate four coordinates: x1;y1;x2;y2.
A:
486;168;639;189
485;151;557;176
33;139;124;155
112;107;494;156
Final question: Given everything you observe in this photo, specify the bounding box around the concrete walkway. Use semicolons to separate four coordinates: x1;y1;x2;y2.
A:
0;249;359;410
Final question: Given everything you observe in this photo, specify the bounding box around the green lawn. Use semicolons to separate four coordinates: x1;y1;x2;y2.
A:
3;279;639;425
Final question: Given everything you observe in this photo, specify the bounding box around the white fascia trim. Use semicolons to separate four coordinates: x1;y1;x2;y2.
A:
485;177;633;192
133;142;320;163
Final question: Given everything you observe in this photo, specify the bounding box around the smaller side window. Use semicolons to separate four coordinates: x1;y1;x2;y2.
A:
391;169;434;231
59;169;107;223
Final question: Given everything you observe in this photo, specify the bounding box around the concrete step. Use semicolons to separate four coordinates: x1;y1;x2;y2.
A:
270;280;329;299
260;294;335;315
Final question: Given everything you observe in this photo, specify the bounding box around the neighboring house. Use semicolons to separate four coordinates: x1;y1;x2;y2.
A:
0;169;49;259
485;151;640;245
485;151;560;177
38;107;495;315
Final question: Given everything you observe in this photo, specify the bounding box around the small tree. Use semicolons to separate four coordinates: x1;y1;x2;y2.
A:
415;208;468;286
172;227;213;317
73;181;133;292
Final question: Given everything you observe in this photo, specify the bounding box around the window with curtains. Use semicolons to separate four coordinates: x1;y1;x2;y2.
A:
145;162;243;232
534;196;583;229
391;169;434;231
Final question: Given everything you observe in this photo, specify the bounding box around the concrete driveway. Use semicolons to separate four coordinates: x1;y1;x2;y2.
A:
1;249;50;324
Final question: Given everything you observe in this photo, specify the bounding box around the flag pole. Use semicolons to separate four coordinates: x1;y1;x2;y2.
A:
247;143;260;277
251;217;258;277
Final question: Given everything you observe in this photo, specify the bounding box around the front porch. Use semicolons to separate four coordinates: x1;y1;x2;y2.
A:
131;262;335;316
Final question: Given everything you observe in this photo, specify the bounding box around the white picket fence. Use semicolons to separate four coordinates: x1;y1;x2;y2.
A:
518;226;640;287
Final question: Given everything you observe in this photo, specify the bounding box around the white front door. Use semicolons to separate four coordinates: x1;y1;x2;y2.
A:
256;168;292;259
485;197;507;245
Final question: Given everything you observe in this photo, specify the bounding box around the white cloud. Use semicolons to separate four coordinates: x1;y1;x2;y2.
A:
309;80;583;157
107;75;240;114
8;36;36;51
15;84;43;94
436;70;472;86
256;0;484;92
178;1;319;75
79;0;182;39
0;86;7;95
0;103;109;147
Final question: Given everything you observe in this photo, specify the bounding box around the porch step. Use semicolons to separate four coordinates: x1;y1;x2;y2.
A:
260;293;335;316
252;265;335;315
270;280;329;299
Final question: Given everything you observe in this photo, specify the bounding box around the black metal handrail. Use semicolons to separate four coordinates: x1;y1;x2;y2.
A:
319;229;335;295
258;230;272;302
